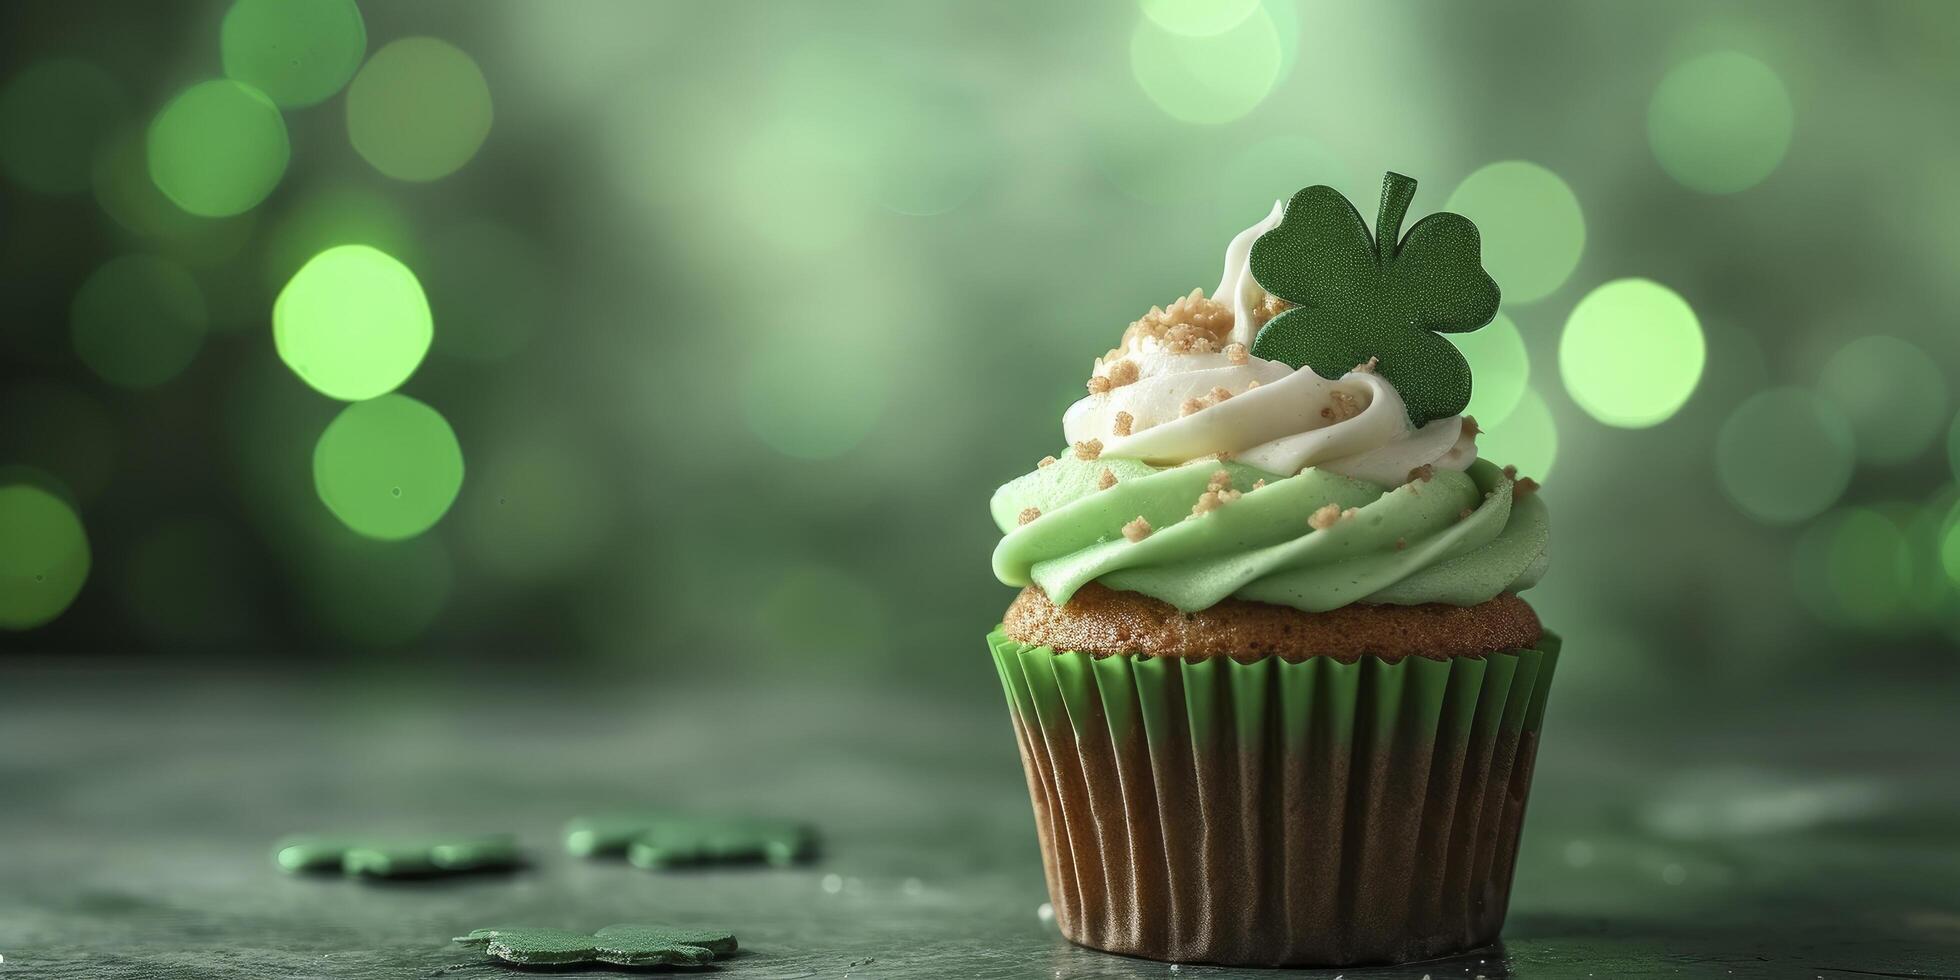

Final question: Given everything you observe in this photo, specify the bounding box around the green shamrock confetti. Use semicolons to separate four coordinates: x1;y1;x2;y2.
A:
454;924;738;967
275;834;522;878
565;813;817;869
1249;171;1501;426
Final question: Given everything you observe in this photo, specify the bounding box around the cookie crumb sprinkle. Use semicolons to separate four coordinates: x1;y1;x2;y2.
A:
1407;464;1435;484
1122;516;1152;542
1181;397;1205;417
1352;356;1379;374
1308;503;1344;530
1458;507;1474;521
1037;455;1057;468
1097;468;1118;490
1209;385;1233;402
1251;479;1266;490
1207;469;1232;491
1107;360;1140;387
1073;438;1103;461
1018;507;1041;525
1395;537;1407;551
1515;476;1540;497
1086;374;1113;395
1224;342;1249;365
1112;411;1134;437
1461;415;1481;438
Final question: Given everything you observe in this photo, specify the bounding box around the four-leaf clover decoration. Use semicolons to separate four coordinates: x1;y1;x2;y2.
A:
275;834;522;879
455;924;738;967
565;813;817;869
1249;171;1501;426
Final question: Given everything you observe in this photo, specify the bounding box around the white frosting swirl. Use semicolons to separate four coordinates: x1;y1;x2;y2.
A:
1061;204;1477;487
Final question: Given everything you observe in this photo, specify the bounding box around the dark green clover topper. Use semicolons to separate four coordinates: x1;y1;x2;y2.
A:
275;834;521;879
1248;171;1501;426
455;924;738;967
565;813;816;869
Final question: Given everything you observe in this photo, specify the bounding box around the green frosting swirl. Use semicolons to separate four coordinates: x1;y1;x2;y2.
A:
990;457;1545;613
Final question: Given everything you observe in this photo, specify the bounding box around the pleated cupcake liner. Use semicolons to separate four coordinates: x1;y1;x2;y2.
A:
989;628;1560;967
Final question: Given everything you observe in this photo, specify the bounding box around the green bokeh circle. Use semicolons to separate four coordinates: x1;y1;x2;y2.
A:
274;244;432;400
0;482;90;630
1474;387;1558;481
742;335;889;459
1138;0;1260;37
222;0;366;108
1648;51;1794;195
147;79;290;217
1560;278;1704;428
1818;335;1946;466
1445;161;1585;304
1455;313;1530;427
1715;388;1855;525
346;37;492;181
1129;5;1281;125
70;254;209;388
0;59;125;195
313;394;464;540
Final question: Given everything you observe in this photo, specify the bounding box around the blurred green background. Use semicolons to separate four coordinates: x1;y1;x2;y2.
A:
3;0;1958;722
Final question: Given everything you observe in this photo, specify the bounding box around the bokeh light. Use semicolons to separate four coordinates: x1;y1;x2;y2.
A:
346;37;492;182
1474;387;1558;481
0;480;90;630
1128;5;1281;125
1455;313;1530;426
273;244;432;400
263;186;418;289
70;254;208;388
1716;388;1855;525
123;517;256;646
742;331;890;459
1560;278;1704;427
147;79;289;217
1445;161;1585;304
221;0;366;108
1817;335;1946;466
1648;51;1794;194
313;394;464;540
1793;507;1913;632
91;125;257;264
424;219;544;360
1138;0;1260;36
0;59;124;195
0;382;118;502
459;426;613;583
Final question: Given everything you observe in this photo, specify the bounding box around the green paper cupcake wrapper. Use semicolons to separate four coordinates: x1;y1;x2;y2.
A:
989;628;1560;967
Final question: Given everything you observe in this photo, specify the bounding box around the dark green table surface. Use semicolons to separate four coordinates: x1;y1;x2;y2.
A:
3;661;1957;979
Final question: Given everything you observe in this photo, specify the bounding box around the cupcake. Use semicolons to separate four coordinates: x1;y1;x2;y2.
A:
987;172;1555;967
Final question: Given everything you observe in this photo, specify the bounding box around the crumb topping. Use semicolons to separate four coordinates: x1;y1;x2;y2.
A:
1308;503;1357;530
1112;411;1134;437
1251;292;1291;330
1395;537;1407;551
1180;397;1205;417
1458;507;1473;521
1352;356;1379;374
1097;468;1118;490
1407;464;1435;484
1515;476;1540;497
1251;478;1266;490
1109;288;1233;359
1018;506;1041;525
1086;374;1112;395
1224;342;1249;365
1320;389;1363;422
1122;516;1152;542
1461;415;1481;438
1073;438;1103;461
1501;464;1518;481
1209;385;1233;403
1191;487;1242;516
1245;379;1262;390
1207;469;1232;491
1037;455;1057;468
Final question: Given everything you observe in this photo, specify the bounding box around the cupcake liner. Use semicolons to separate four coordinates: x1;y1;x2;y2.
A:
989;628;1560;967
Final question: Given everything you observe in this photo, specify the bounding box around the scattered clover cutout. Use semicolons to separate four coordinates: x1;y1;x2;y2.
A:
1249;171;1501;426
455;924;738;968
565;813;817;869
275;834;522;879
